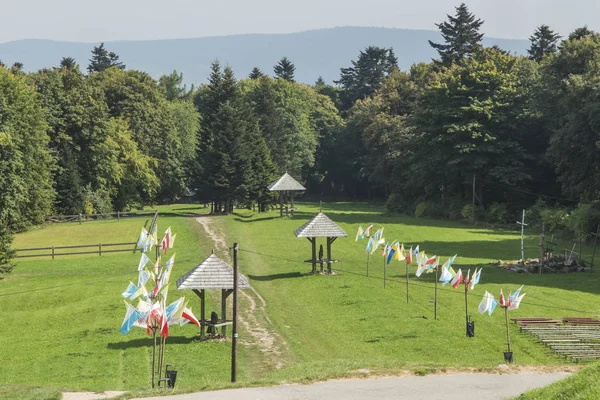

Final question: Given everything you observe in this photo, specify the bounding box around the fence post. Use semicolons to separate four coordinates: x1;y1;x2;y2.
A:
52;246;55;260
79;214;82;224
117;211;120;221
99;243;102;256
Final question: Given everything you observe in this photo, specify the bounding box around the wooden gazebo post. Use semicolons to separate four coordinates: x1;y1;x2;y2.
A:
294;212;347;274
177;253;251;339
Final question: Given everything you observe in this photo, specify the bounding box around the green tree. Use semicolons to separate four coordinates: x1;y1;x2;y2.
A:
528;25;561;62
60;57;79;71
249;67;264;79
335;46;398;110
412;48;532;207
544;35;600;200
568;26;597;41
428;3;484;66
273;57;295;81
88;43;125;73
158;70;193;100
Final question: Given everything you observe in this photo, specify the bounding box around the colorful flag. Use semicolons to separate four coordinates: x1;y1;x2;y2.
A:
137;228;148;248
509;285;524;304
470;268;481;291
464;269;471;286
395;243;405;261
426;255;436;265
122;282;138;299
451;269;463;289
120;301;142;335
182;307;200;326
366;237;375;253
138;253;151;271
440;265;453;286
386;246;396;264
406;247;412;264
508;292;526;310
489;297;498;315
499;289;507;307
355;226;364;242
365;225;374;237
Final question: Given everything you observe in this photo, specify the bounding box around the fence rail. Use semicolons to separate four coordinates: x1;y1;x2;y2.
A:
14;242;138;259
44;210;158;226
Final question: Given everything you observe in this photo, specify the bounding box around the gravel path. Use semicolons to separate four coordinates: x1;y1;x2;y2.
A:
133;372;570;400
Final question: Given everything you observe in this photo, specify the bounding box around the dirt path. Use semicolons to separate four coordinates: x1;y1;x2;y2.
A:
195;216;288;369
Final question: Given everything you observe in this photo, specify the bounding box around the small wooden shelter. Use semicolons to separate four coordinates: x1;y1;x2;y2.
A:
268;173;306;217
176;252;251;338
294;212;348;274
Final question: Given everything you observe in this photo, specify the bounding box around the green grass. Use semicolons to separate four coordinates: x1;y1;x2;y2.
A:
1;212;253;396
514;363;600;399
3;201;600;398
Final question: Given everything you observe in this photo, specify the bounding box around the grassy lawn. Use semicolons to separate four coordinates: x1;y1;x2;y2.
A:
514;364;600;399
1;211;255;398
2;201;599;398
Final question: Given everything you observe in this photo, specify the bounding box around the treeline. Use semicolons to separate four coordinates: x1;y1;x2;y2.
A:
2;3;600;272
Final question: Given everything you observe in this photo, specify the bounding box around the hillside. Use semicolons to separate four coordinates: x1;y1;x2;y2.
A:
0;27;529;85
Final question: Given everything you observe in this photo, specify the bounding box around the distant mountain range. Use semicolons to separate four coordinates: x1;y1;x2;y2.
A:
0;27;530;85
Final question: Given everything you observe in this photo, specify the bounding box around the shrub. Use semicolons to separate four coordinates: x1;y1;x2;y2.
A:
488;202;508;223
568;203;600;239
444;195;465;220
539;207;569;232
385;193;410;214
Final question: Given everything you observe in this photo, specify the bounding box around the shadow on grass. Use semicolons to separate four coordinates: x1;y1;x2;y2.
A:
107;336;195;350
249;272;306;281
233;216;282;223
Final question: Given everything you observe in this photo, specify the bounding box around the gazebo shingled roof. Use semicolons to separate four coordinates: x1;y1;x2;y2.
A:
176;253;251;290
177;253;250;338
294;212;348;238
268;172;306;192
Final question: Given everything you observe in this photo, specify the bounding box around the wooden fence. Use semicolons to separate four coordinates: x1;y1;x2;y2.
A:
44;210;158;226
14;242;138;259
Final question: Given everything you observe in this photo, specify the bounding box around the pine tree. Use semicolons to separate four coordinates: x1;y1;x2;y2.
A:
528;25;561;62
87;43;125;73
568;26;597;41
428;3;484;66
11;62;23;73
273;57;295;81
335;46;398;110
314;76;326;87
60;57;79;71
249;67;264;79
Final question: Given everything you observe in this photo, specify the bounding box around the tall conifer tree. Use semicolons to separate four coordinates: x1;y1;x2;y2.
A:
528;25;561;62
273;57;296;81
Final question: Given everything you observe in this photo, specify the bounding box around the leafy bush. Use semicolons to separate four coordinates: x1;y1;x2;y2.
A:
82;185;113;215
568;203;600;239
540;207;569;232
488;202;508;223
385;193;411;214
415;202;440;218
444;195;465;220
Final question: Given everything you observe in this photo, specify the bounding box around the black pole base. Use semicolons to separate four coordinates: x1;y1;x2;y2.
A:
466;321;475;337
504;351;513;363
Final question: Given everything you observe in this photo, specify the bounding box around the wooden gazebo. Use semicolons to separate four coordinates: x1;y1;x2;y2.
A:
268;172;306;217
294;212;348;274
176;252;251;339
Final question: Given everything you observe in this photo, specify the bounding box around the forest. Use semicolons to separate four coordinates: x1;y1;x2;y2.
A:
2;3;600;271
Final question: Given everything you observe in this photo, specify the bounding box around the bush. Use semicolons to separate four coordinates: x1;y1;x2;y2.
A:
540;207;569;232
444;195;465;220
460;204;487;221
385;193;411;214
82;185;113;215
414;202;441;218
488;202;508;223
568;203;600;239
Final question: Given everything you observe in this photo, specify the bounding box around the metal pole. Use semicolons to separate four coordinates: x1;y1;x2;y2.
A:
232;243;239;383
383;251;386;288
521;209;525;262
539;223;545;274
464;283;469;336
366;252;370;277
591;227;600;270
505;307;511;353
152;329;157;388
405;259;409;304
434;269;438;320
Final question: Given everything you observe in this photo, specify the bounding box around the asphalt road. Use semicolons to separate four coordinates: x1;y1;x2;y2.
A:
134;372;571;400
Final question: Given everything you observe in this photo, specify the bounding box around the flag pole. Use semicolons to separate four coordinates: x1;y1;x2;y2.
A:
366;253;370;277
505;306;511;354
151;328;157;388
405;259;409;304
464;282;469;337
434;268;438;320
383;252;386;288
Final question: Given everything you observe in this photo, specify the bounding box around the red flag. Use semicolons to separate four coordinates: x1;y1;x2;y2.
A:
451;269;463;289
406;248;412;264
426;256;436;265
182;308;200;326
499;290;506;307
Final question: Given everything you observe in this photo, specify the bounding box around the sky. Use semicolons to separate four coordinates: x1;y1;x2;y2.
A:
1;0;598;43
